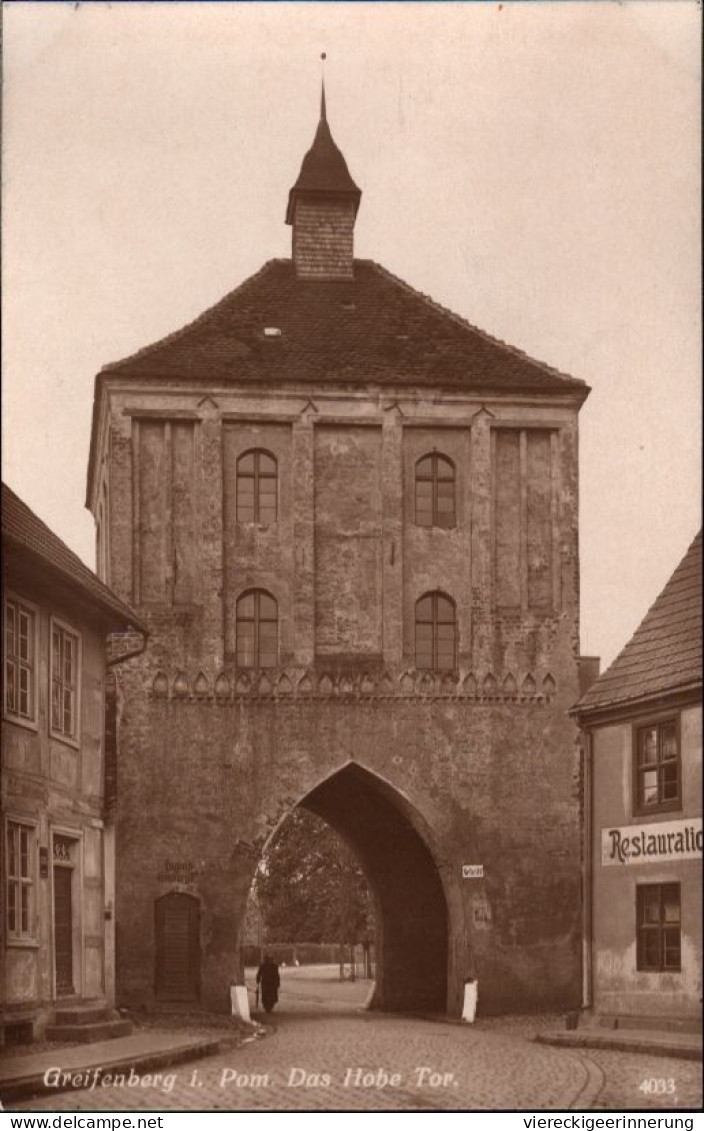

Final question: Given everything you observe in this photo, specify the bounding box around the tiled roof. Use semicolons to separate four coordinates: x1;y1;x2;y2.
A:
2;483;146;633
99;259;589;397
577;530;702;716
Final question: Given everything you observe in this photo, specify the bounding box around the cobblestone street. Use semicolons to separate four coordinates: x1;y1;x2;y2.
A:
9;969;702;1113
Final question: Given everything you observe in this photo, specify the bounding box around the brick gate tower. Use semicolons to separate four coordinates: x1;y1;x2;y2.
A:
86;87;589;1017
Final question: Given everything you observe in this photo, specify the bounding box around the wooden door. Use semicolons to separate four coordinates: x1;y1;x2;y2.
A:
155;893;200;1001
54;867;74;995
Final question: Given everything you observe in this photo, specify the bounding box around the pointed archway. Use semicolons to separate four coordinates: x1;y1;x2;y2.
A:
285;763;450;1014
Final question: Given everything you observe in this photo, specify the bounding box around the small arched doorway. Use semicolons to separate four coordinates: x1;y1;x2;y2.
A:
155;892;200;1002
249;763;450;1014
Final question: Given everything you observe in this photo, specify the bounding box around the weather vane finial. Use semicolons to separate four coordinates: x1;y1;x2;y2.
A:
320;52;327;122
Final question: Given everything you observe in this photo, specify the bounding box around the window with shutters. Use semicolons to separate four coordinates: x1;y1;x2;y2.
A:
415;592;457;671
236;590;278;668
3;595;38;728
236;450;278;524
5;820;37;942
636;883;681;972
415;454;456;528
50;618;81;745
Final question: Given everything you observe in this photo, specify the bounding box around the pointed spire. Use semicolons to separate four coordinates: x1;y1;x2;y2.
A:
285;68;361;228
286;64;362;279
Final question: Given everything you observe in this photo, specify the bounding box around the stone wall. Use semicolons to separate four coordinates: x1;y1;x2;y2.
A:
94;380;583;1017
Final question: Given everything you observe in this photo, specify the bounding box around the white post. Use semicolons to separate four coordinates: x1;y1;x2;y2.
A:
231;984;251;1023
462;980;478;1023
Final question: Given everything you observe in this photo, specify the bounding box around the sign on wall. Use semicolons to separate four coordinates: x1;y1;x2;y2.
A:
602;817;703;867
462;864;484;879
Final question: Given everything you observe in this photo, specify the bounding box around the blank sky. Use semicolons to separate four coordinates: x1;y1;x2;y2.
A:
2;1;701;667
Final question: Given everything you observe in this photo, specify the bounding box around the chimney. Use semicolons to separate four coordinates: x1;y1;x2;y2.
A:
578;656;601;698
286;83;361;281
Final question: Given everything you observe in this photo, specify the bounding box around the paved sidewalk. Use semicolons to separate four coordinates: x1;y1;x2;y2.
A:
536;1028;703;1062
0;1031;224;1103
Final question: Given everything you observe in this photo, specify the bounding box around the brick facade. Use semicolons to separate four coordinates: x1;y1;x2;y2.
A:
86;97;589;1018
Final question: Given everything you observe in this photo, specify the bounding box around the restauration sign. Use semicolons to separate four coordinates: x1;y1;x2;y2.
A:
602;817;703;867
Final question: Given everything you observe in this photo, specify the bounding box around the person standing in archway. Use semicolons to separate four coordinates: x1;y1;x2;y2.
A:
256;954;281;1013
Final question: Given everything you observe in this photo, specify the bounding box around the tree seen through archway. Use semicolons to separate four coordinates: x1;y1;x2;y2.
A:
253;808;374;976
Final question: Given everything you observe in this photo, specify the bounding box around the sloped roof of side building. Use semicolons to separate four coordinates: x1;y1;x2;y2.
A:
2;482;146;634
575;530;702;718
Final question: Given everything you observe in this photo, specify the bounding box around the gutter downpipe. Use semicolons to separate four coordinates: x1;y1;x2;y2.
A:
106;627;149;668
582;727;593;1011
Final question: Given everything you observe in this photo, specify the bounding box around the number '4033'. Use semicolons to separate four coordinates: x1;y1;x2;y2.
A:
639;1079;675;1095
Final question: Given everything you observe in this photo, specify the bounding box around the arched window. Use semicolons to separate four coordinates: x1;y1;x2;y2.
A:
415;454;455;528
237;450;277;524
415;592;457;670
236;590;278;668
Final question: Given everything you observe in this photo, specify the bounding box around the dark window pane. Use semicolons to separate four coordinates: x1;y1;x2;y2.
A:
21;885;30;933
8;829;17;875
259;504;277;524
663;930;681;969
415;481;433;527
436;596;455;622
640;770;658;806
6;604;16;654
416;457;433;479
661;763;679;799
639;728;657;765
259;651;277;669
237;641;256;666
416;597;433;622
259;594;277;620
642;931;660;968
51;681;61;730
259;626;278;649
662;886;680;922
238;453;255;475
6;661;16;711
237;490;256;510
238;594;255;619
661;724;677;760
258;453;277;476
436;457;454;481
640;889;660;924
8;884;16;932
